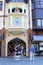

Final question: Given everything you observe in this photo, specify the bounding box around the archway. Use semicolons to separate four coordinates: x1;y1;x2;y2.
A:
7;37;26;57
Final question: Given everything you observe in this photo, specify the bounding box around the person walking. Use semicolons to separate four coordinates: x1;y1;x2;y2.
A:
21;45;24;57
29;44;35;61
13;47;17;58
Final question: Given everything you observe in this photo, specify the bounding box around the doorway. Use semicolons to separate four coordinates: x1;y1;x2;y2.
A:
7;38;26;57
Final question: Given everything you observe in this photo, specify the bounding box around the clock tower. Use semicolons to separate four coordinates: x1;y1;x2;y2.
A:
4;0;29;57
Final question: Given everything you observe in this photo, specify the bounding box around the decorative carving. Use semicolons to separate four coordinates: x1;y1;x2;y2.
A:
15;7;19;11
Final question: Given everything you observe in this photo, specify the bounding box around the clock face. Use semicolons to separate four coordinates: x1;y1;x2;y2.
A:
13;18;21;27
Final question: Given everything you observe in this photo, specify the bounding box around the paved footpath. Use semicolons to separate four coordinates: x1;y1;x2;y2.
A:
0;56;43;65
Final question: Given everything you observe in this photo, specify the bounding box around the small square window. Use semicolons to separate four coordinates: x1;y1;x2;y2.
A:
24;9;26;13
8;9;10;13
35;2;40;8
37;19;41;27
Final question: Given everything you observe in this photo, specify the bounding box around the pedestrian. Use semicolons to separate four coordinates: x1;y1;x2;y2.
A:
21;46;24;57
13;47;17;58
29;44;35;61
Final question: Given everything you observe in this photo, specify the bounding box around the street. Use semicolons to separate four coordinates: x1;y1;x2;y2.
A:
0;56;43;65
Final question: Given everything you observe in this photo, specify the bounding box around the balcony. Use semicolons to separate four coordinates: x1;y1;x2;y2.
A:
7;28;26;34
7;13;25;17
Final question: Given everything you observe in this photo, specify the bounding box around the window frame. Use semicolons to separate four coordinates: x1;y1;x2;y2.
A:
0;1;3;11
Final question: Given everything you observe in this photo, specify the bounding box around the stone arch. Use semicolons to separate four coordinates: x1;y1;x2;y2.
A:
7;37;26;57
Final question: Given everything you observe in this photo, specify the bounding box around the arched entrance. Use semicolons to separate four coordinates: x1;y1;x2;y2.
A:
7;38;26;57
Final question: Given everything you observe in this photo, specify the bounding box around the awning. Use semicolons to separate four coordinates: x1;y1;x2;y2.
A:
33;35;43;41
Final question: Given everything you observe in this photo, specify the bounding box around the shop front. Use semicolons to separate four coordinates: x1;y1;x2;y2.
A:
33;35;43;56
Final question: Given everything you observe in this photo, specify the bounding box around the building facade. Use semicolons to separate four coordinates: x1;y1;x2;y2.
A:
0;0;30;57
29;0;43;55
